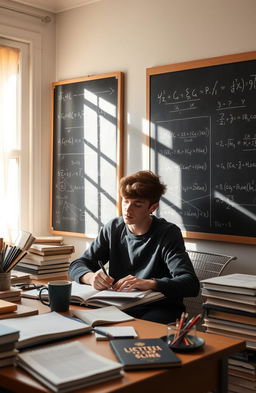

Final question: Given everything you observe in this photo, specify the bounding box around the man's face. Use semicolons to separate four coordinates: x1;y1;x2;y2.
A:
121;197;153;226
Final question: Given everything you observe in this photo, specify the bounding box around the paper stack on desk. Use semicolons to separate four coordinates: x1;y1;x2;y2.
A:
17;340;123;392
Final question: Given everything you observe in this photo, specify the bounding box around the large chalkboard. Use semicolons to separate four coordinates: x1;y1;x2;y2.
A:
50;72;124;237
147;52;256;244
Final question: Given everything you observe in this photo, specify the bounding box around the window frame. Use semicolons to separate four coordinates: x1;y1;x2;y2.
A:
0;26;42;236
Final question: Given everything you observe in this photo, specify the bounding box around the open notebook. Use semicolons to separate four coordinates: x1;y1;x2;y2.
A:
22;281;165;310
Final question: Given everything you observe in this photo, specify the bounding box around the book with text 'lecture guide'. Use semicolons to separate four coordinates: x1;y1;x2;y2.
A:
17;341;123;393
110;338;181;370
201;274;256;296
21;281;165;310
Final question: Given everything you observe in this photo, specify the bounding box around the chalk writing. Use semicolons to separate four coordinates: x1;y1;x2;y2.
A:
149;55;256;240
52;75;121;235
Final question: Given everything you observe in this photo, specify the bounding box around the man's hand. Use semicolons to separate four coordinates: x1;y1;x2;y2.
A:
113;275;157;292
80;270;114;290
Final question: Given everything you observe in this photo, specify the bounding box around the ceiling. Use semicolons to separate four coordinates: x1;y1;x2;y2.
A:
14;0;101;13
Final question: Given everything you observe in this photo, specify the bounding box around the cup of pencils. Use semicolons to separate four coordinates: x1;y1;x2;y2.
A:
166;312;203;351
0;232;34;290
0;271;11;291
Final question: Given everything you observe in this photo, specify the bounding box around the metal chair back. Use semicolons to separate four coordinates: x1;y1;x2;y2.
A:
184;250;236;331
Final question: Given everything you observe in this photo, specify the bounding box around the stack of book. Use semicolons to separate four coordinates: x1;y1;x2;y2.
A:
10;271;31;286
0;298;38;320
0;323;19;367
0;287;22;303
228;350;256;393
15;243;75;280
201;273;256;393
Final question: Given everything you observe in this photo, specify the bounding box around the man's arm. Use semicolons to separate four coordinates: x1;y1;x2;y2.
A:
151;226;200;300
68;224;113;289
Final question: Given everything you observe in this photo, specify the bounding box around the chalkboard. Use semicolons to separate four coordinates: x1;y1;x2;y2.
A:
147;52;256;244
50;72;124;237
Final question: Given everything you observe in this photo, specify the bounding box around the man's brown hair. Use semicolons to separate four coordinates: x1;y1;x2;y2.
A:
119;170;166;205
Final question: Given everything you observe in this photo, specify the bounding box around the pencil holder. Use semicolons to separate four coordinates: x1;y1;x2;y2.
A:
0;271;11;291
167;322;196;346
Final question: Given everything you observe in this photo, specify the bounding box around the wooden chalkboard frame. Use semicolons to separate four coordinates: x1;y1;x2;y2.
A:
147;52;256;245
50;72;124;238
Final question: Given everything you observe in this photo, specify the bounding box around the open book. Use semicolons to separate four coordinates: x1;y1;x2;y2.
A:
22;281;165;310
17;341;123;392
72;306;134;326
0;312;89;349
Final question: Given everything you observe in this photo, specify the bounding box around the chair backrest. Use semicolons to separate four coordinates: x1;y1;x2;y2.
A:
184;250;236;331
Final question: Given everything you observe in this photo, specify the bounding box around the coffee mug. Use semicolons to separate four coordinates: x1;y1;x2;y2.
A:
39;280;72;312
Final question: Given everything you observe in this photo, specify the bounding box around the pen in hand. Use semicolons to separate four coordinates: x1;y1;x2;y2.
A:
98;261;108;276
98;261;114;289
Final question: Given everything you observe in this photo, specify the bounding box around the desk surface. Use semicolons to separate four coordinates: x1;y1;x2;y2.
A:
0;290;246;393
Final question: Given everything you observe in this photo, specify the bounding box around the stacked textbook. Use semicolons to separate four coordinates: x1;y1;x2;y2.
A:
15;240;75;280
0;298;38;320
0;323;19;367
0;287;22;303
201;273;256;393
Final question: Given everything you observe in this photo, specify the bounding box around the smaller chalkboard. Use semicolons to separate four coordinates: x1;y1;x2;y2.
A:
50;72;124;237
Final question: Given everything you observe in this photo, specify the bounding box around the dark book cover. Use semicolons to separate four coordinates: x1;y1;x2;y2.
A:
110;338;181;370
203;303;256;317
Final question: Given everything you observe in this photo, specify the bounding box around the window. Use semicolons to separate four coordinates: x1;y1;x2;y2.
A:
0;38;30;242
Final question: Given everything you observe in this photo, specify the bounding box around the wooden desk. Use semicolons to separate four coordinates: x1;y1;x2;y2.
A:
0;298;245;393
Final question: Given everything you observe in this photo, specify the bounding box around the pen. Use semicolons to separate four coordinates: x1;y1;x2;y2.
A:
92;328;114;339
98;260;108;276
98;260;116;289
171;314;202;345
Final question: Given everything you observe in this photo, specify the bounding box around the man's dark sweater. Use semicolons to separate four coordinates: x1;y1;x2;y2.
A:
69;216;200;317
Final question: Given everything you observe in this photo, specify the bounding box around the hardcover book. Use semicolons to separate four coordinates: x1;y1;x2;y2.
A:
28;244;75;256
201;274;256;296
0;324;20;344
110;338;181;370
0;299;17;314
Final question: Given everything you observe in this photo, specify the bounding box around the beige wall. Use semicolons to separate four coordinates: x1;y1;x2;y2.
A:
2;0;255;273
55;0;256;273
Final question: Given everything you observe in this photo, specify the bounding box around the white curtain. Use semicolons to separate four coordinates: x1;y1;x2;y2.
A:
0;46;19;242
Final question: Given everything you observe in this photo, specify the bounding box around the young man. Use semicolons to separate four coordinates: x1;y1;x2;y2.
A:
69;171;200;324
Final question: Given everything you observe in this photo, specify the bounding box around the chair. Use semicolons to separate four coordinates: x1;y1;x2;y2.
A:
184;250;236;331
